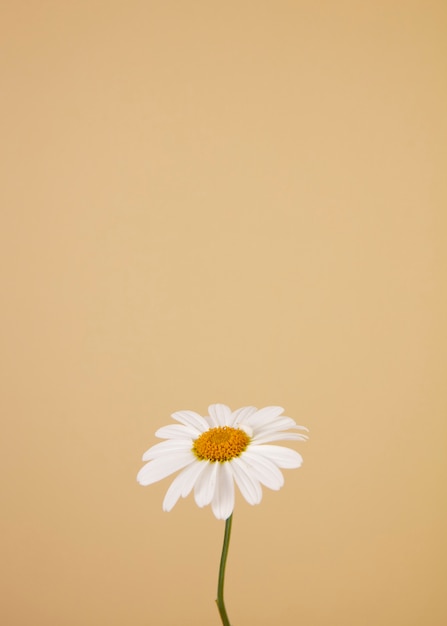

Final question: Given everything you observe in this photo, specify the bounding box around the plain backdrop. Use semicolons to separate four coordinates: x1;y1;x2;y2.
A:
1;1;446;625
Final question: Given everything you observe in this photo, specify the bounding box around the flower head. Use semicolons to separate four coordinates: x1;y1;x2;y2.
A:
137;404;308;520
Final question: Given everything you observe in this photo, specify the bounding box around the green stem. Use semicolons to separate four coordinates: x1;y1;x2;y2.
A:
216;513;233;626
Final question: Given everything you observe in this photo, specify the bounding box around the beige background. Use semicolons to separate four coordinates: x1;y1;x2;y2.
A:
1;1;446;625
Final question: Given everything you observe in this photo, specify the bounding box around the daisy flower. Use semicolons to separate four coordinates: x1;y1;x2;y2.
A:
137;404;308;520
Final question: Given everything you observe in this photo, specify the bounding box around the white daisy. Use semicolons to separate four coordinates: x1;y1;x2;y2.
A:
137;404;308;520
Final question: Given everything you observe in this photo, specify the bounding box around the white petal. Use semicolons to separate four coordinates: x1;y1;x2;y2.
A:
239;423;253;438
205;413;219;428
208;404;232;426
241;449;285;490
251;432;308;445
137;452;195;486
142;439;192;461
162;461;208;511
231;406;258;426
243;406;285;429
251;445;303;469
194;462;219;507
293;424;309;432
204;415;217;428
211;463;235;520
180;460;210;497
171;410;209;432
230;457;262;505
155;424;200;440
254;417;301;434
162;470;189;512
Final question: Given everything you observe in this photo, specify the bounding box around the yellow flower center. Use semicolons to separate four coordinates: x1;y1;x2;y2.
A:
192;426;250;462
